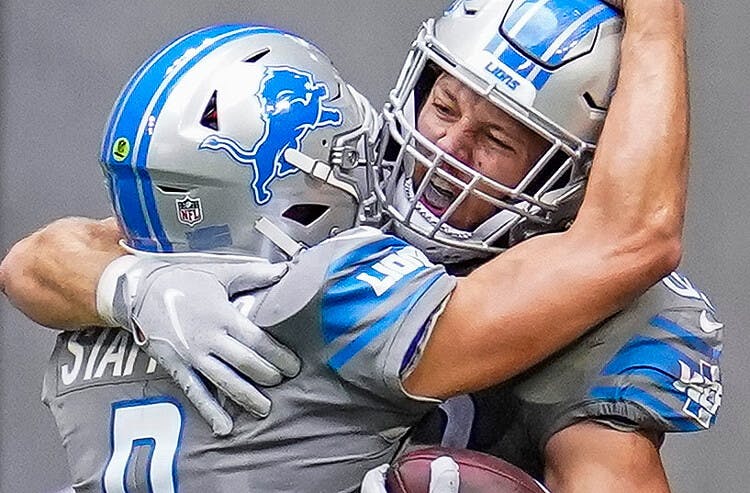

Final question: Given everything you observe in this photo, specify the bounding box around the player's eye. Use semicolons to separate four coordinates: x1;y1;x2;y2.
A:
487;133;516;153
432;99;457;119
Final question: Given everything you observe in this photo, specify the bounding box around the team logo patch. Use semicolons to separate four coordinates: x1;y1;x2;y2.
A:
176;196;203;227
198;66;343;205
673;359;722;429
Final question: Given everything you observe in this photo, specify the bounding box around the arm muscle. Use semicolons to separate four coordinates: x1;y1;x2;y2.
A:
0;217;125;329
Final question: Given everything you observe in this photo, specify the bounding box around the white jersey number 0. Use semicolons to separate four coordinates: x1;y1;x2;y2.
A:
103;398;183;493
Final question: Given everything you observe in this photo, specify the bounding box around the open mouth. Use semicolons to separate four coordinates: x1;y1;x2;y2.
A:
419;174;458;216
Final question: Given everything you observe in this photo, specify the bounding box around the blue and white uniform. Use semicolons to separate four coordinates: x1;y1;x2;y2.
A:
407;272;723;478
42;227;456;493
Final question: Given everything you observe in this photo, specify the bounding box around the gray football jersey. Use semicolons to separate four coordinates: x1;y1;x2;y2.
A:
42;227;456;493
407;271;723;477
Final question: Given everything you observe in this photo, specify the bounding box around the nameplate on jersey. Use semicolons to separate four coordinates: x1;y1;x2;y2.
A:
355;245;433;296
52;328;167;395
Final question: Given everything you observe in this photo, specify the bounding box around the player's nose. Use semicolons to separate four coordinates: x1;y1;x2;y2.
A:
435;118;474;166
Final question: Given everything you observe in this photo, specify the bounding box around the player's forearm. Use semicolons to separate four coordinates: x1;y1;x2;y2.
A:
0;217;125;329
544;422;671;493
404;230;646;397
576;0;688;274
405;1;690;399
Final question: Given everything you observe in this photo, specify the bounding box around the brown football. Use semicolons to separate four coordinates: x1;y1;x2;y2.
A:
385;447;548;493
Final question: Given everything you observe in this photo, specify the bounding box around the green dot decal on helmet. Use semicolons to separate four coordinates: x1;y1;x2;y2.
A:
112;138;131;162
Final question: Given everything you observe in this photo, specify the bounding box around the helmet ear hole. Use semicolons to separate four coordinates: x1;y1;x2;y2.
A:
282;204;330;226
156;184;191;194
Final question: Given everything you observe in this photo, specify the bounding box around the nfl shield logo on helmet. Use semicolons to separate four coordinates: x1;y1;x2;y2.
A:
176;196;204;227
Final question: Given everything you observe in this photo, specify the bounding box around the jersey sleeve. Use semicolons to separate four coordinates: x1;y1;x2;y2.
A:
320;232;456;406
583;306;723;433
510;272;724;452
253;227;457;408
404;272;725;479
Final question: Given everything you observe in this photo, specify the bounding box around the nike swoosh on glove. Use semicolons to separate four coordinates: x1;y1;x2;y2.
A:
98;255;300;436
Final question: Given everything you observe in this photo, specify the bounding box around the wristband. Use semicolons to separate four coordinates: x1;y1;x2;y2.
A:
95;255;139;326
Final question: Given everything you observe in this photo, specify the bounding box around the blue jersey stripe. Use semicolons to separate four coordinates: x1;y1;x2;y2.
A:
649;315;719;361
328;300;404;371
327;235;407;276
328;272;445;371
321;240;434;344
601;335;692;378
597;334;720;430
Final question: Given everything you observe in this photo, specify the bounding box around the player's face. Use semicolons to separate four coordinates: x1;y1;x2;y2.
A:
414;73;547;230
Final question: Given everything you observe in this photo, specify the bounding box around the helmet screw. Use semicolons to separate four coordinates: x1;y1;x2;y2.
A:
342;149;359;168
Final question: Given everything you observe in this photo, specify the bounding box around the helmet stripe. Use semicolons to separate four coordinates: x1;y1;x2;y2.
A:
100;24;228;162
102;24;284;251
130;25;280;252
493;0;618;90
101;25;252;251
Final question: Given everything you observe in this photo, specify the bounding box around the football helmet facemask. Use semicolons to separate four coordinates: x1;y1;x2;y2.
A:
372;0;623;264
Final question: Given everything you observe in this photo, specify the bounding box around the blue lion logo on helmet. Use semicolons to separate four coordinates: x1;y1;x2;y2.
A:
198;66;343;205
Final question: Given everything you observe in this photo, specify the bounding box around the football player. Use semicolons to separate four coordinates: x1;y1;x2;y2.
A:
9;26;457;492
371;1;722;493
1;2;700;492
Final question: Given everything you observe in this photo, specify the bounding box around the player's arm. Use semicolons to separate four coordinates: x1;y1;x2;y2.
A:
544;422;670;493
0;215;301;433
0;216;124;328
404;0;689;398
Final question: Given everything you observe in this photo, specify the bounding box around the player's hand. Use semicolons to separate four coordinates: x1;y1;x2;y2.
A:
98;255;300;435
360;457;460;493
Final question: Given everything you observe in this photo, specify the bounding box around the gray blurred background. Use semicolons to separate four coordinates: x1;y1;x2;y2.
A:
0;1;747;492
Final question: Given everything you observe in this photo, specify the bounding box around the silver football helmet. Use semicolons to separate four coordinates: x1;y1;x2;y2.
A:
100;24;378;260
372;0;623;264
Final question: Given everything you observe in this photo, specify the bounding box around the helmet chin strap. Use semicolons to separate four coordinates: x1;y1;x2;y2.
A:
283;148;359;199
253;217;304;258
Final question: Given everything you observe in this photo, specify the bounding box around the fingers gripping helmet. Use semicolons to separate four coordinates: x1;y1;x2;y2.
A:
373;0;622;264
100;24;378;260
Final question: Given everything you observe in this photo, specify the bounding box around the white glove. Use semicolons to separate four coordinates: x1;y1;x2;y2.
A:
360;457;460;493
97;254;300;436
